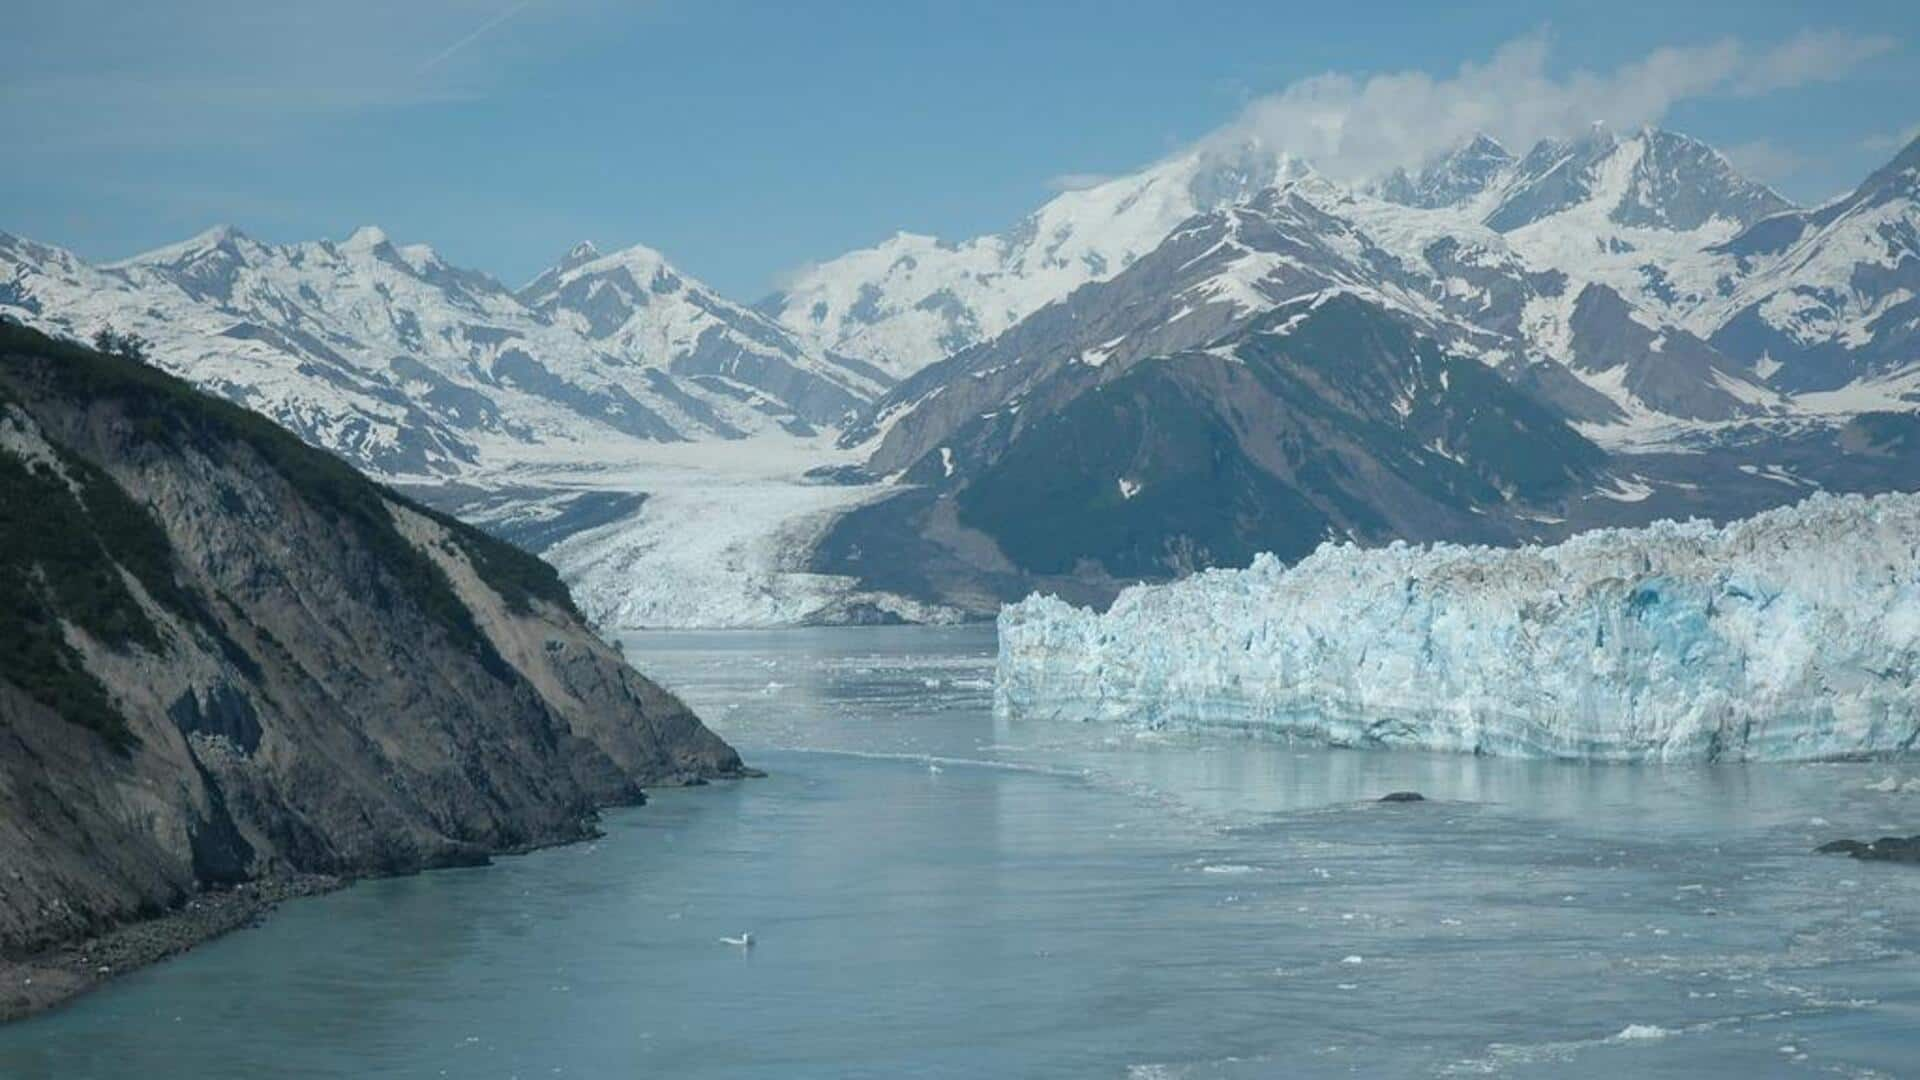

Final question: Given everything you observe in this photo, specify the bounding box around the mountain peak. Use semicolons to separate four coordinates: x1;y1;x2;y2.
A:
190;223;243;246
1579;121;1618;147
581;241;678;280
1464;132;1510;154
1483;124;1790;233
1184;137;1315;209
1371;132;1515;209
108;223;252;270
343;225;389;250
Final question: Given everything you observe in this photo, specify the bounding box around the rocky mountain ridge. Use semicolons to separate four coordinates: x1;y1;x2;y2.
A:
810;127;1920;615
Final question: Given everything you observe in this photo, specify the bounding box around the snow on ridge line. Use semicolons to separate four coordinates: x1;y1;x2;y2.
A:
996;492;1920;762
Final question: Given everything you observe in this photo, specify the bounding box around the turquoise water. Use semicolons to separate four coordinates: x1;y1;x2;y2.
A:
2;625;1917;1078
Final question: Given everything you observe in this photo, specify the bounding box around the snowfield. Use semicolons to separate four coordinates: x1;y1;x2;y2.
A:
453;434;963;630
997;493;1920;761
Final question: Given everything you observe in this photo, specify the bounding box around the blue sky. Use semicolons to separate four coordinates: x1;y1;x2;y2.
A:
4;0;1915;298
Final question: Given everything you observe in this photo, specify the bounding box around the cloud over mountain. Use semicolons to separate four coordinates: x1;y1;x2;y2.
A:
1204;30;1900;182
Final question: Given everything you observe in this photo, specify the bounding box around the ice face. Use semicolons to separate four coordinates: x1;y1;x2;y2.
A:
996;492;1920;762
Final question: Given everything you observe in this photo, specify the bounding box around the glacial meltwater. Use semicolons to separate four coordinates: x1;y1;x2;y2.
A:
2;625;1917;1078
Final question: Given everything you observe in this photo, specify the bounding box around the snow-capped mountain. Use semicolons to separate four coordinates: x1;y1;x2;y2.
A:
517;240;885;431
1705;134;1920;394
765;139;1315;377
808;126;1919;617
1371;134;1517;210
3;123;1915;630
847;148;1789;480
769;127;1804;385
1462;125;1791;234
818;293;1608;599
0;225;884;477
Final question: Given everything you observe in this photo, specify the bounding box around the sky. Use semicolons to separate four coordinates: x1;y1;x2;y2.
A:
4;0;1916;299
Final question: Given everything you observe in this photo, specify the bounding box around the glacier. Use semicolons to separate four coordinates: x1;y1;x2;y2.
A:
996;493;1920;762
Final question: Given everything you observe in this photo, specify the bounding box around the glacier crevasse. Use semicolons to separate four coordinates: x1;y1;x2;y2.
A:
995;493;1920;761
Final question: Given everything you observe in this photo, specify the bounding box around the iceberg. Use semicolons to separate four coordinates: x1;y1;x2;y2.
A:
996;493;1920;762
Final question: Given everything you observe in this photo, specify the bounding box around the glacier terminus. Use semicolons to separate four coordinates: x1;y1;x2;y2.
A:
997;493;1920;762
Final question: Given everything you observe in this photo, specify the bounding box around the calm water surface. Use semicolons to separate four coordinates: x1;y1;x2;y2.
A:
2;625;1917;1078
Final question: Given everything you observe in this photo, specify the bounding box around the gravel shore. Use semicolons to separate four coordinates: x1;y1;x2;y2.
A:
0;875;340;1023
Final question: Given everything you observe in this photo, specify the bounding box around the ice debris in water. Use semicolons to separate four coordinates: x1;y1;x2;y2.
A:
1863;775;1920;793
996;493;1920;762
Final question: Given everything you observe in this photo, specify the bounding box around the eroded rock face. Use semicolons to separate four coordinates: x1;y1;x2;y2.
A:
0;323;749;959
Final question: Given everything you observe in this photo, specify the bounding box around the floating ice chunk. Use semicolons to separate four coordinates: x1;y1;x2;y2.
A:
1863;775;1918;793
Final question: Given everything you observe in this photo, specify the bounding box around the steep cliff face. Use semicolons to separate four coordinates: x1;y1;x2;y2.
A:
0;321;747;962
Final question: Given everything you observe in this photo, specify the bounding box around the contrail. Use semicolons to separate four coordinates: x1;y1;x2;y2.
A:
419;0;536;73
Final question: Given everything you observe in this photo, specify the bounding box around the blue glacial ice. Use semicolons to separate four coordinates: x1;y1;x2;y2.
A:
996;493;1920;761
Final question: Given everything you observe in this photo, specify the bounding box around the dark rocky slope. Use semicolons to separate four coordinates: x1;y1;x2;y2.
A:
815;295;1609;612
0;321;748;1012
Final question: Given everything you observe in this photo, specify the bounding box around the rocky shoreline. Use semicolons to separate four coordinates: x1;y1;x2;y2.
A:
1;874;340;1023
1;326;761;1024
0;765;764;1025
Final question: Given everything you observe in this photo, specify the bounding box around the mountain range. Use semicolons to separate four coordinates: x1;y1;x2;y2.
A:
3;123;1917;623
0;226;884;477
803;126;1920;612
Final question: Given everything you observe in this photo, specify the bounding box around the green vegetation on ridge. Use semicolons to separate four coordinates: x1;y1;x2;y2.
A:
0;320;586;743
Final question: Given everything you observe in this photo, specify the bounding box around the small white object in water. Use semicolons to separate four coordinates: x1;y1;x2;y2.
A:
1615;1024;1672;1041
928;762;943;775
720;932;755;948
1340;955;1364;965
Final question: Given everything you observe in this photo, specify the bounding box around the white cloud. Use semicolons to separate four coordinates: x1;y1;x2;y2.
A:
1735;30;1897;95
1046;173;1115;192
1203;29;1901;181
